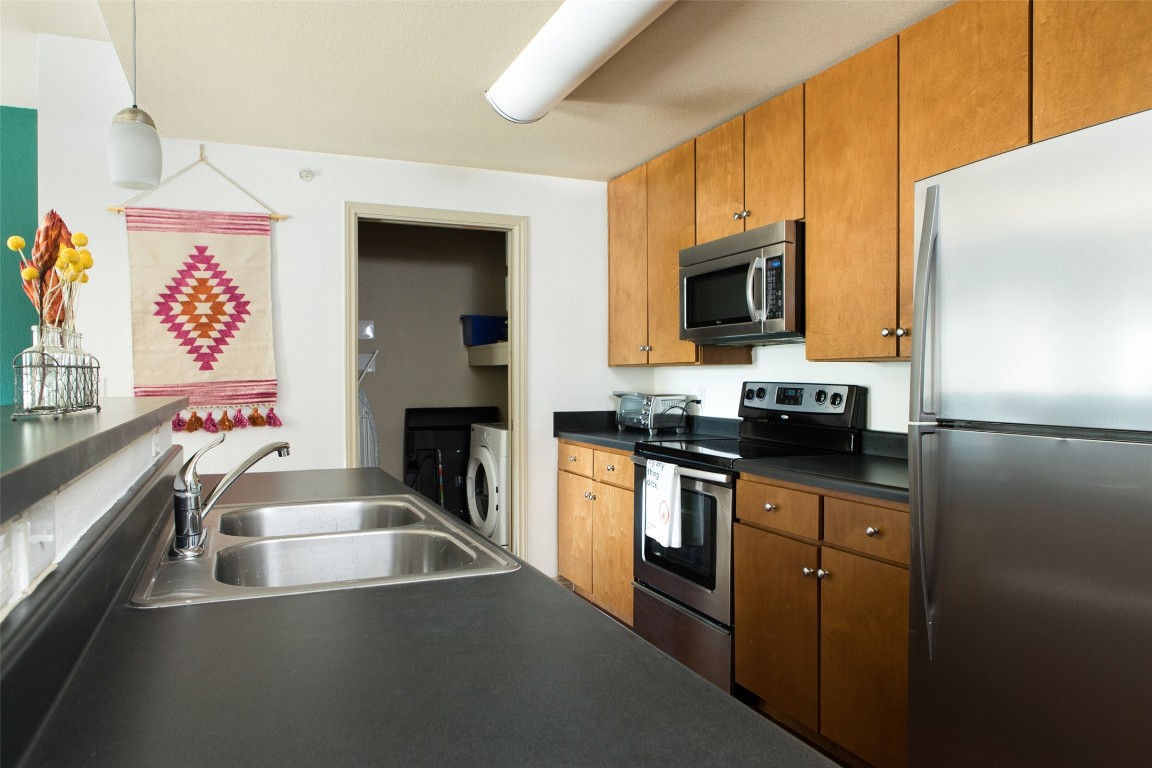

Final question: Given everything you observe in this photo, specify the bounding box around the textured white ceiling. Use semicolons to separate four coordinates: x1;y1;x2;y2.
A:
93;0;953;181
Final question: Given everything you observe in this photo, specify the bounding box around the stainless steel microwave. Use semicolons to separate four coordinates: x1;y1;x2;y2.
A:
679;220;803;345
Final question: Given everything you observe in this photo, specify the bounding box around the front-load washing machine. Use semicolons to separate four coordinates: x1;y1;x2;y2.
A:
466;422;510;547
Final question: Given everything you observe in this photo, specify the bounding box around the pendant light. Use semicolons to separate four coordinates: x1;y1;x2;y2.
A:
485;0;674;124
108;0;161;190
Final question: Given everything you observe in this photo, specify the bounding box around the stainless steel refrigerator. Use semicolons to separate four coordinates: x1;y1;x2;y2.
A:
909;109;1152;767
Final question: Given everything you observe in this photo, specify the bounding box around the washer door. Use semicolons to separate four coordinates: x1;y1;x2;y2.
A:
466;447;499;537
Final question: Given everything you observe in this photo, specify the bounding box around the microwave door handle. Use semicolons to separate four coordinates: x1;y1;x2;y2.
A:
745;255;766;322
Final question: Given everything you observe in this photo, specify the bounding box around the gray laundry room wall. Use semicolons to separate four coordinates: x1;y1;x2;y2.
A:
357;221;509;480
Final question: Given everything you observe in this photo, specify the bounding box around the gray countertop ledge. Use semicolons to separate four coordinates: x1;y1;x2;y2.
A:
0;396;186;523
14;467;838;768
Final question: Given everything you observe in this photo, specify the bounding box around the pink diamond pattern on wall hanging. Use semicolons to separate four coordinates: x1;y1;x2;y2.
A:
126;207;278;410
154;245;250;371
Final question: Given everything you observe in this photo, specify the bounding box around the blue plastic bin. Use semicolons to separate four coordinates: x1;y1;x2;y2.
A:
460;315;508;346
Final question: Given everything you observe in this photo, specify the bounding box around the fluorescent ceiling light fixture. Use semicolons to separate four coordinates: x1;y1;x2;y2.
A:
486;0;674;124
108;0;162;190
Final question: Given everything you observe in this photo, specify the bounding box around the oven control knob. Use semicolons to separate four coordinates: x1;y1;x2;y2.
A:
830;392;844;407
745;388;755;401
755;387;767;400
814;389;827;404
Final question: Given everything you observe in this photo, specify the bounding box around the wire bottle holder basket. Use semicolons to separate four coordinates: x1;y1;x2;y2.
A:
11;326;101;420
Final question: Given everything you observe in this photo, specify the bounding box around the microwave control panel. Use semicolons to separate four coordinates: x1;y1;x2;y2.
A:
764;256;784;320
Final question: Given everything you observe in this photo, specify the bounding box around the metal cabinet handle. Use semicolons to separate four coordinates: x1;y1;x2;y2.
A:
589;492;596;501
816;568;830;580
568;455;577;462
732;210;750;220
801;567;815;577
764;502;777;512
865;526;880;538
605;464;615;472
639;345;652;352
895;328;908;338
881;327;893;337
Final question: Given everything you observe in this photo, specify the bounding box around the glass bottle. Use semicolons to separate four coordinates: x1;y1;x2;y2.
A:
18;324;66;413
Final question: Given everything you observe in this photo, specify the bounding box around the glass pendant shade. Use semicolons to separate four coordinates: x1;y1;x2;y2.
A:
108;107;161;190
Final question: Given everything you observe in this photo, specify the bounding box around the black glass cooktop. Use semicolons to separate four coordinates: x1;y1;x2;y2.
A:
635;436;833;469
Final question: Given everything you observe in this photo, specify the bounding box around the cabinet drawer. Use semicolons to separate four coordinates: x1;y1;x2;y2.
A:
594;450;634;491
557;443;594;478
824;497;909;564
737;479;820;539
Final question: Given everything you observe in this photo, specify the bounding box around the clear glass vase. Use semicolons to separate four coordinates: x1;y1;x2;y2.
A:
18;324;66;413
61;330;100;409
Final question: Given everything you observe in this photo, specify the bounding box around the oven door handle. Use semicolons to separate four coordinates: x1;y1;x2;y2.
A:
630;455;734;485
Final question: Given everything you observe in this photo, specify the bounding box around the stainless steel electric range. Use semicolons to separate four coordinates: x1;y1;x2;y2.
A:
631;381;867;692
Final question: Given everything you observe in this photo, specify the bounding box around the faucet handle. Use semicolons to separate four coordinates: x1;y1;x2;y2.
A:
175;433;226;493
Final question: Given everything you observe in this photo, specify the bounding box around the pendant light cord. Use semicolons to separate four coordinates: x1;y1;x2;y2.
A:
131;0;138;108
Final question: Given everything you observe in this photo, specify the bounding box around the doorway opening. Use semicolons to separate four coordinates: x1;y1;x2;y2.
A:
344;203;527;557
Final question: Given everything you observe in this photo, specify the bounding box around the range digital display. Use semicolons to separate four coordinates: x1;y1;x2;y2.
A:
776;387;804;406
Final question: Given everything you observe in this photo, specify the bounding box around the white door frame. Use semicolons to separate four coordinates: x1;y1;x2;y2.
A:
344;202;529;558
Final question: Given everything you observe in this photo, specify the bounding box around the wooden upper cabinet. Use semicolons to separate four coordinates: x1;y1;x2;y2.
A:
607;165;649;366
696;116;746;244
1033;0;1152;142
805;37;899;361
646;140;701;365
899;0;1030;357
745;84;805;225
696;85;805;244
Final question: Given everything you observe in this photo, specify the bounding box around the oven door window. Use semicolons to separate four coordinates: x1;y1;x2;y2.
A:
645;486;717;590
684;264;755;329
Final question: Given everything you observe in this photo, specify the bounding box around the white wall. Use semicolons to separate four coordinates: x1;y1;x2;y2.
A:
36;34;652;575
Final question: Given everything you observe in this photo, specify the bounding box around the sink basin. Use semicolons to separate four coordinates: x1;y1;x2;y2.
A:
129;493;518;608
215;529;473;588
217;499;424;537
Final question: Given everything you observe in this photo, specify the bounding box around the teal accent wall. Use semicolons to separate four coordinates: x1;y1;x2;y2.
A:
1;106;39;406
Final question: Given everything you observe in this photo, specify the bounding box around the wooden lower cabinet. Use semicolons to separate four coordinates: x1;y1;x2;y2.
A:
820;548;909;768
556;441;634;625
734;477;909;768
734;523;819;730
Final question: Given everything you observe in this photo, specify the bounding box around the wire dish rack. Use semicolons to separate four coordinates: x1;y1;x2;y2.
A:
11;347;101;420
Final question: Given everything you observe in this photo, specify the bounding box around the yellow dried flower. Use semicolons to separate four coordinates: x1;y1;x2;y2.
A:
21;266;39;280
61;247;80;264
80;272;89;284
79;249;94;269
71;232;89;247
7;235;26;251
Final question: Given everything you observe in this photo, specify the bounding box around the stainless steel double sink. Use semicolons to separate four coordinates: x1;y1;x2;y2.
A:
130;495;519;608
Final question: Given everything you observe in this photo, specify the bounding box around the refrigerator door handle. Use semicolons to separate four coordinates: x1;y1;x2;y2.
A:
909;424;936;661
911;185;940;422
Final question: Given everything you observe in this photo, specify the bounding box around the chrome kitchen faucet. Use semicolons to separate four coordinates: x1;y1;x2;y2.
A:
172;433;290;558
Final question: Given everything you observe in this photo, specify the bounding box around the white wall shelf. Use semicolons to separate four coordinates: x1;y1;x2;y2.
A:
466;341;509;367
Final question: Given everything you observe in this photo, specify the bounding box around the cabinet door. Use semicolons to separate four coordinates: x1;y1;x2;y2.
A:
733;522;819;731
608;165;649;366
805;37;899;361
557;471;593;594
1033;0;1152;142
645;140;699;365
899;0;1030;357
745;84;805;225
696;115;746;243
591;482;634;625
820;548;909;768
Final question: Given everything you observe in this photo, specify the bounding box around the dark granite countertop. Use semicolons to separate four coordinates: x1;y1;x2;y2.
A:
736;454;909;504
556;413;908;504
17;468;836;768
1;396;186;523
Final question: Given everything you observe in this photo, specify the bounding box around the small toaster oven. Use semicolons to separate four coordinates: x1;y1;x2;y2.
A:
613;392;696;434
